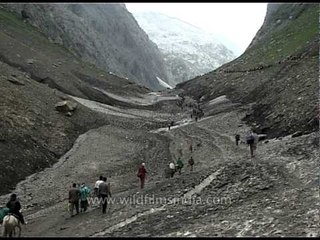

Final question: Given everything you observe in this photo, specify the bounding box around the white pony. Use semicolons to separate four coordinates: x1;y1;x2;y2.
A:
2;214;21;237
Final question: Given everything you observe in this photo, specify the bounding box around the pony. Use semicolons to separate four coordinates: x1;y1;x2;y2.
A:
2;214;21;237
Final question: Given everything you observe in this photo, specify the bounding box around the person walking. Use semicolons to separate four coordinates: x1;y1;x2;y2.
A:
98;177;112;214
235;134;240;146
137;163;147;189
176;158;184;175
79;183;91;212
169;162;176;178
68;183;80;217
94;176;104;198
246;131;258;158
188;156;194;171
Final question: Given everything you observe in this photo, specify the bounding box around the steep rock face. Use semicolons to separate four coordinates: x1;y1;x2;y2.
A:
177;3;318;138
0;8;161;194
131;11;235;86
4;3;169;90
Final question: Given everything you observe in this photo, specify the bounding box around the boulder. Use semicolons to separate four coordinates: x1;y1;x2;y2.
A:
55;100;77;113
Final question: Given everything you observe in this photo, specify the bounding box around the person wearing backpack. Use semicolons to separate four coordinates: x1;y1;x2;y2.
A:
246;131;257;158
79;183;91;212
176;158;184;175
0;207;10;225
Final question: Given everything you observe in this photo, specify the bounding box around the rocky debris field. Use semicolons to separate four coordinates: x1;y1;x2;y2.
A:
0;91;318;237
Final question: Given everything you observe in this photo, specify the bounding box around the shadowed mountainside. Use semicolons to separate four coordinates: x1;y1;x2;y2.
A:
176;3;319;138
2;3;170;90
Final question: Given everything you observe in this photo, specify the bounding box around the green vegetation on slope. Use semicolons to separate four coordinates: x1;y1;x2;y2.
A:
241;5;318;68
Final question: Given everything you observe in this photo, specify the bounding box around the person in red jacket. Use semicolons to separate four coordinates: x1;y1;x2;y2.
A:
137;163;147;189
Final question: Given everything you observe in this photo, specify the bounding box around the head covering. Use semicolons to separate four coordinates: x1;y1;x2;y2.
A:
142;163;145;166
10;193;17;200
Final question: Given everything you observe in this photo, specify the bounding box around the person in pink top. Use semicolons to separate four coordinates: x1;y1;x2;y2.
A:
137;163;147;189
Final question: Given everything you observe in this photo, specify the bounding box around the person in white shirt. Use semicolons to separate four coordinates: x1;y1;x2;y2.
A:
94;176;104;198
169;162;176;178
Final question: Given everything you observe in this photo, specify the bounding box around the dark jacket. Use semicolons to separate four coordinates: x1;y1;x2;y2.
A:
68;187;80;203
6;199;21;214
99;182;111;197
137;166;147;178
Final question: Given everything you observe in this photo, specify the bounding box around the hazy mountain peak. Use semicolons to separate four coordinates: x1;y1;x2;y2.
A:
131;11;236;85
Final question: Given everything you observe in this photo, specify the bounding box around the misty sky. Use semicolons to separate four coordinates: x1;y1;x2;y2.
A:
126;3;268;56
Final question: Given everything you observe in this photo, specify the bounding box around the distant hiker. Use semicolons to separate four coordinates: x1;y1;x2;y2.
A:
98;177;112;214
68;183;80;217
5;194;26;225
199;109;204;119
235;134;240;146
188;156;194;171
189;143;193;153
168;124;171;131
176;158;184;175
246;131;258;158
195;116;198;122
137;163;147;189
171;121;174;127
169;162;176;177
79;183;91;212
94;176;104;198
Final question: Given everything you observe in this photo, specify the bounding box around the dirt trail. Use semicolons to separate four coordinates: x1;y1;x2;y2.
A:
0;93;318;237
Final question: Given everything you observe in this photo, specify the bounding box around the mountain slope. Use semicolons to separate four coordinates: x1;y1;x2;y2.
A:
0;7;167;194
131;11;235;86
3;4;169;90
177;3;319;138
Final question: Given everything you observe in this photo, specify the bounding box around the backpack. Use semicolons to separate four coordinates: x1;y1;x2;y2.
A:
246;134;254;144
0;207;9;222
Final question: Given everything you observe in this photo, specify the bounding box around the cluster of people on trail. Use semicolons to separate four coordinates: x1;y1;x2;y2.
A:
165;143;195;178
68;182;92;217
191;106;204;122
167;156;195;178
93;176;112;214
67;176;112;216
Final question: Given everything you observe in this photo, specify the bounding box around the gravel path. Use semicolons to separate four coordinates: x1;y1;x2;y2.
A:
0;93;318;237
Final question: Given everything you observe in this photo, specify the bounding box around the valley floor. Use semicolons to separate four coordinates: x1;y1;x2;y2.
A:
0;92;319;237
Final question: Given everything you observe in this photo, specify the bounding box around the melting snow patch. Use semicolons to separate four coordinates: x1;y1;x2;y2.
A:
156;76;173;89
208;95;229;106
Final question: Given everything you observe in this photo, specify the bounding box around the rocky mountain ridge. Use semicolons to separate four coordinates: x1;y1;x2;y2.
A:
2;3;169;90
